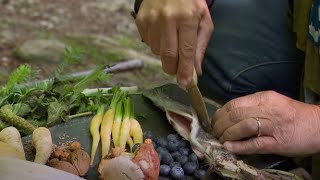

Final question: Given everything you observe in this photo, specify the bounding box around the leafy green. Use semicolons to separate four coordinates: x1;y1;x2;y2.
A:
0;45;112;132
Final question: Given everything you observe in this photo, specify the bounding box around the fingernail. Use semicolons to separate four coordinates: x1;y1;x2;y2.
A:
224;142;232;151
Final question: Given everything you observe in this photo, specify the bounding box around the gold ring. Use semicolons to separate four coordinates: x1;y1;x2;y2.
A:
256;118;261;137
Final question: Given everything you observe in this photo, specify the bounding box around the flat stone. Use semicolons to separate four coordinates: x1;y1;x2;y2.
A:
16;39;66;63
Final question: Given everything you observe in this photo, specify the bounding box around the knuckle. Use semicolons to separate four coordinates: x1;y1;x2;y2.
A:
246;120;257;133
223;129;232;139
179;42;195;59
161;50;178;60
261;90;278;103
229;109;243;123
226;99;239;111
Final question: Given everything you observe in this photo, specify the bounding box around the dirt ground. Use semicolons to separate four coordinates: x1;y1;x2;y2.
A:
0;0;172;88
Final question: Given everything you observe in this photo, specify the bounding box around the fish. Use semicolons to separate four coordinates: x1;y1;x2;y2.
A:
142;84;299;180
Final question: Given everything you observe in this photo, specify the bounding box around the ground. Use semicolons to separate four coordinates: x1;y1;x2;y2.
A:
0;0;174;88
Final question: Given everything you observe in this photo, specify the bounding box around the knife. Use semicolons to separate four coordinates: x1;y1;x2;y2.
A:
185;69;212;133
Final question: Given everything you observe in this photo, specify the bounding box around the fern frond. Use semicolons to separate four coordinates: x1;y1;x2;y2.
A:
2;64;32;94
72;65;109;94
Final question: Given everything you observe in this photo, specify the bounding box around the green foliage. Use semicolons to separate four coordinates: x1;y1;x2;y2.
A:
1;64;32;95
0;45;111;130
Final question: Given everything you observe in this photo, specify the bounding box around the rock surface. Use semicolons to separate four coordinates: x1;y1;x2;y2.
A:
16;39;66;63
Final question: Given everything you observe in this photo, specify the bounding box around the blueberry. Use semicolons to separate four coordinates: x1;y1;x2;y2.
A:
179;141;190;148
157;147;169;155
179;148;190;156
161;152;174;165
170;166;184;179
169;162;181;169
183;162;198;175
171;151;181;161
188;153;198;163
160;165;171;176
167;139;180;152
167;134;180;141
152;141;157;149
177;155;188;166
194;169;206;179
132;143;140;152
157;137;168;148
144;130;154;140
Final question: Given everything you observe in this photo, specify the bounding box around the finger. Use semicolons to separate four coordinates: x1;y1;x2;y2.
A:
148;24;161;55
220;118;272;142
177;20;198;86
135;13;149;45
213;106;264;138
195;8;214;75
224;136;277;154
160;17;178;75
224;92;263;112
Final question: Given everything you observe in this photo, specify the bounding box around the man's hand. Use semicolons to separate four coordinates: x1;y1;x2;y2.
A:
212;91;320;156
135;0;213;86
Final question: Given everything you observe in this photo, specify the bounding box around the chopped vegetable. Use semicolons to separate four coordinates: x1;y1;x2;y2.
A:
100;91;120;158
0;105;36;135
89;105;104;165
0;127;25;159
32;127;53;164
119;97;131;151
111;97;124;148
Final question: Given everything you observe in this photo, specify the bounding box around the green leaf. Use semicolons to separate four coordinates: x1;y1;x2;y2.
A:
1;64;32;94
47;101;68;126
12;103;31;117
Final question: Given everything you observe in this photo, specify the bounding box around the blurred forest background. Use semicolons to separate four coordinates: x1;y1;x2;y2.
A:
0;0;174;88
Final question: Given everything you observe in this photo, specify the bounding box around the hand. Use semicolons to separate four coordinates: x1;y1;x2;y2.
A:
211;91;320;156
135;0;213;86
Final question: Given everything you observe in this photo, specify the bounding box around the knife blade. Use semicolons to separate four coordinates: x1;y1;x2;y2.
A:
185;69;212;133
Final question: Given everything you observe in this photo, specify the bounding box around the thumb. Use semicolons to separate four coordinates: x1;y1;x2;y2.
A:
195;10;214;75
223;136;277;154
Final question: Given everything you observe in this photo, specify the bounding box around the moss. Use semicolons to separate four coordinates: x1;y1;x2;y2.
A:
63;36;125;64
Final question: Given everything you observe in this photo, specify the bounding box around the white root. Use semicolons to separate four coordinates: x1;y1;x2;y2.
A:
0;141;25;160
32;127;53;164
0;126;25;159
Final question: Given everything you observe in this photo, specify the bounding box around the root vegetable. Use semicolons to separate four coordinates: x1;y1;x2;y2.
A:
32;127;53;164
119;97;131;151
100;91;120;158
132;139;160;180
130;117;143;145
52;147;63;159
60;151;70;161
52;161;79;176
70;141;81;151
48;158;60;167
112;98;124;148
0;126;25;159
0;141;25;160
68;149;90;176
127;136;134;152
89;105;104;165
98;156;144;180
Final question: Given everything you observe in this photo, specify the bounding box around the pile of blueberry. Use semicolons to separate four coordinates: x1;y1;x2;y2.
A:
139;131;209;180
